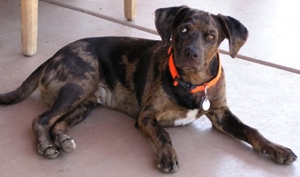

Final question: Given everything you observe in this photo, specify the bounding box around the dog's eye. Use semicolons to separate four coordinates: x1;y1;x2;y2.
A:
180;27;188;34
207;34;215;40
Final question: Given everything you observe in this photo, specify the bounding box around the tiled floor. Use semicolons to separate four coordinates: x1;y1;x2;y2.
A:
43;0;300;71
0;0;299;177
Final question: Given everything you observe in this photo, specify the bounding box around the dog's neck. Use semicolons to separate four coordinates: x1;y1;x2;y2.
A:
178;54;219;86
168;47;221;94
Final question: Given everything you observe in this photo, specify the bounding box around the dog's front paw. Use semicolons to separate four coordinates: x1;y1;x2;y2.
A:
157;146;179;173
258;142;297;164
37;142;59;158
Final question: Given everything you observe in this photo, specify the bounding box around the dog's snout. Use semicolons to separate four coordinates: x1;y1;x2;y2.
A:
184;48;199;60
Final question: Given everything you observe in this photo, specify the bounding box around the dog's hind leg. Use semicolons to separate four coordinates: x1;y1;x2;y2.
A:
51;96;98;153
32;83;94;158
207;107;297;164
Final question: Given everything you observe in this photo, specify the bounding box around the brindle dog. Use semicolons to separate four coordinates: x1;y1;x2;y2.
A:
0;6;297;172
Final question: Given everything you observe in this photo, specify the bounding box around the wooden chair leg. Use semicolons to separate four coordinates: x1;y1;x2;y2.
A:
124;0;136;21
21;0;38;56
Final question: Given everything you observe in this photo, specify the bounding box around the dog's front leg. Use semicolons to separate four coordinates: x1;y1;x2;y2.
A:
137;112;179;173
207;106;297;164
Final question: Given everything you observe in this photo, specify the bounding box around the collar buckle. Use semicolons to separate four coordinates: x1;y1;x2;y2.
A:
175;77;196;90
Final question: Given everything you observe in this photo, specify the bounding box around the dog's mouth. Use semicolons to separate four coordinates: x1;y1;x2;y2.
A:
174;57;204;72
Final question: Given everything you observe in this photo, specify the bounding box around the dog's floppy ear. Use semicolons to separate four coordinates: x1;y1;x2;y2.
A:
218;14;248;58
155;6;190;46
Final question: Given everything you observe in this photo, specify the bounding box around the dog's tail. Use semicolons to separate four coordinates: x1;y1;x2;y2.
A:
0;61;48;105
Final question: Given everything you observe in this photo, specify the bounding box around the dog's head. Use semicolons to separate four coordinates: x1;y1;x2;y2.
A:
155;6;248;72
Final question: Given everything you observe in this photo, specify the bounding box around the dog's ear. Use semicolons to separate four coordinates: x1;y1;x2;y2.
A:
155;6;190;46
217;14;248;58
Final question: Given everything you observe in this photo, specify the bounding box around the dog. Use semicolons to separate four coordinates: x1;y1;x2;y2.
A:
0;6;297;173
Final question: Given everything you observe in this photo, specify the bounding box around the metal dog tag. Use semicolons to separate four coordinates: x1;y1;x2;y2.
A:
201;85;210;111
201;98;210;111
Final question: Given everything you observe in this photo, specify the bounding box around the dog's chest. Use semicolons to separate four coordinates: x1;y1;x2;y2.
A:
174;109;200;126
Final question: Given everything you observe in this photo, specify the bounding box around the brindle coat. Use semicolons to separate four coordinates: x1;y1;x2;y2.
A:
0;6;296;173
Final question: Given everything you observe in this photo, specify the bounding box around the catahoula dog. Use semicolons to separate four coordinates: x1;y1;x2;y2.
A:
0;6;296;173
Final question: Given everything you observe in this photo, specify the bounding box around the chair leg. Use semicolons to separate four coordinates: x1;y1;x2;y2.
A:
124;0;136;21
21;0;38;56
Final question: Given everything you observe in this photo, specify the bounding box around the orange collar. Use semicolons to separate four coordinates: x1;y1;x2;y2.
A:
168;47;222;94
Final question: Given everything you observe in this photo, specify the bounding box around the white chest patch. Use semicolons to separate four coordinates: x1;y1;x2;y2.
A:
174;109;199;126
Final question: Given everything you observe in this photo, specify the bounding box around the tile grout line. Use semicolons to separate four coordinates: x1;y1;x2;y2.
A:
41;0;300;75
219;50;300;74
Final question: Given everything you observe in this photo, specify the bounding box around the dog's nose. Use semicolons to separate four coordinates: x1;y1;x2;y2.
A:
184;48;199;60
